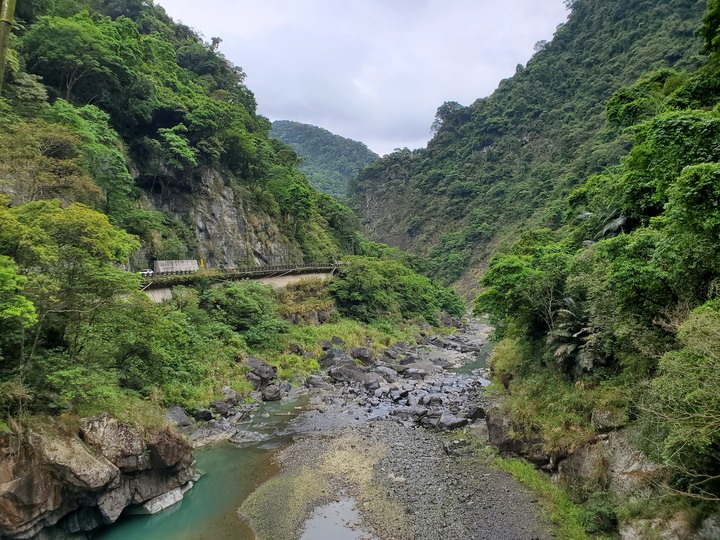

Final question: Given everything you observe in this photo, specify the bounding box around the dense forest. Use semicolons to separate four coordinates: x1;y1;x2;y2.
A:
3;0;720;536
1;0;366;266
349;0;720;528
0;0;462;430
271;120;378;199
469;0;720;526
350;0;707;290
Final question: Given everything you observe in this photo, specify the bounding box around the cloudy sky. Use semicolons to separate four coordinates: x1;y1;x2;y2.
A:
156;0;569;155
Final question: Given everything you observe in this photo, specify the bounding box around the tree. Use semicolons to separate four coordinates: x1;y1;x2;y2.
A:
0;255;36;361
645;303;720;501
0;0;17;94
430;101;465;134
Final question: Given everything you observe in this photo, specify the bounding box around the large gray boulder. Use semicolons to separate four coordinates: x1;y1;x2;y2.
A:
164;406;192;428
350;347;374;364
261;384;282;401
80;415;149;472
245;356;277;389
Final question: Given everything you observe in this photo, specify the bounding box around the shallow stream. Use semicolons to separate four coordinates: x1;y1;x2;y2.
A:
96;323;494;540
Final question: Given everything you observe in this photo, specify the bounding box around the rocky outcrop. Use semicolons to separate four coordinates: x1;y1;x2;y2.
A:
555;431;665;503
150;169;303;268
245;356;278;390
0;415;196;539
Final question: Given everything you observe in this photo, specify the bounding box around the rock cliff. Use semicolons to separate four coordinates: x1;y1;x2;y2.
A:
0;415;196;539
148;168;303;268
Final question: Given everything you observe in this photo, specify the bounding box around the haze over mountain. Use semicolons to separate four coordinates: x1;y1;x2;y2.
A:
271;120;378;199
156;0;570;154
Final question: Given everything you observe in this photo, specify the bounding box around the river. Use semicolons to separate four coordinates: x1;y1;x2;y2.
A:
95;322;505;540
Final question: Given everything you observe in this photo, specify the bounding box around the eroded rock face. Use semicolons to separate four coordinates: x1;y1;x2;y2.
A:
151;169;302;268
0;418;196;539
556;431;666;502
80;415;149;472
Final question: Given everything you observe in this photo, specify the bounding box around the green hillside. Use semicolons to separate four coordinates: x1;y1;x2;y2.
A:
0;0;461;428
1;0;361;266
350;0;706;291
271;120;378;199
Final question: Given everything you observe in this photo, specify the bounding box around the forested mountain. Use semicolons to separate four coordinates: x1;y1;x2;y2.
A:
349;0;706;292
350;0;720;525
271;120;378;199
1;0;361;269
0;1;461;433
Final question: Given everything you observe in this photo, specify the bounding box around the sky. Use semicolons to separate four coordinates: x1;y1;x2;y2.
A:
155;0;570;156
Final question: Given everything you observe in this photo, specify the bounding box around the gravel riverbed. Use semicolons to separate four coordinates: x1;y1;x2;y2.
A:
240;418;551;540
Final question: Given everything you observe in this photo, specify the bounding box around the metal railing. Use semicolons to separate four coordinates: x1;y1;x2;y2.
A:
142;261;342;285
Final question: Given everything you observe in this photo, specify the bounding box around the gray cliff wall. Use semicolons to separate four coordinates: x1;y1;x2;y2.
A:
149;169;303;268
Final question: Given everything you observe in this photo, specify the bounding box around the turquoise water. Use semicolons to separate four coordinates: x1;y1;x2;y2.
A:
96;398;309;540
95;443;275;540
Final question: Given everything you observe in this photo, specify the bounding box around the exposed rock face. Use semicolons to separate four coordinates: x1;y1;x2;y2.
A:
0;416;196;539
556;431;666;503
150;169;303;268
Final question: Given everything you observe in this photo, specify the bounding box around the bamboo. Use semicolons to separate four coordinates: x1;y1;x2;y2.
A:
0;0;17;95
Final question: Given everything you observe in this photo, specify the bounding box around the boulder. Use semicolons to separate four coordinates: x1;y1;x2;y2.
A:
330;336;345;347
327;365;369;385
164;406;192;428
305;375;332;389
383;347;401;360
245;356;277;389
190;408;214;422
261;384;282;401
435;412;469;430
127;486;185;515
374;366;398;383
362;373;385;391
404;368;427;380
0;420;196;539
31;432;119;491
146;428;193;469
210;401;233;417
487;409;521;455
319;349;355;369
391;406;429;423
350;347;374;364
556;430;665;503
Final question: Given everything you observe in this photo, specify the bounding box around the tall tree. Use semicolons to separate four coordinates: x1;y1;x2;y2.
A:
0;0;16;94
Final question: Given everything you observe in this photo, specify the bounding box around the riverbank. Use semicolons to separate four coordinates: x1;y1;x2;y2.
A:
241;419;552;540
231;319;552;539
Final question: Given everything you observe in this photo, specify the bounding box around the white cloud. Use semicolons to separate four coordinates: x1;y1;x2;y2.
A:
156;0;569;155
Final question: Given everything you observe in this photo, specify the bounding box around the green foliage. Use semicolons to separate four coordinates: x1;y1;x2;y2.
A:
0;255;36;326
644;302;720;500
271;120;379;199
330;256;464;324
471;3;720;512
200;282;286;346
349;0;705;284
